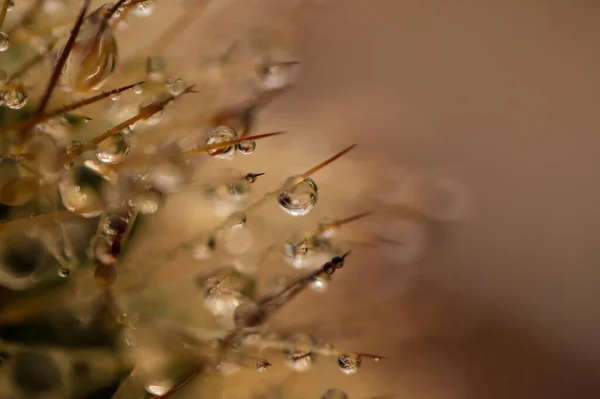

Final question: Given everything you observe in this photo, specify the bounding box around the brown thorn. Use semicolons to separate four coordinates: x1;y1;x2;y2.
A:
280;144;358;193
34;0;91;116
324;212;371;230
184;131;286;158
1;81;145;135
68;85;195;161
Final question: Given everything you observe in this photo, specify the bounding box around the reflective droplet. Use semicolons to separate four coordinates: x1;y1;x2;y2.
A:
7;1;14;12
200;269;248;317
278;176;318;216
321;388;349;399
103;215;128;236
309;273;330;292
237;140;256;155
0;32;10;52
130;187;164;215
133;83;144;95
284;335;316;372
58;267;70;278
60;7;118;91
283;235;332;269
133;0;155;17
3;84;28;109
94;264;117;286
192;236;216;260
58;165;104;218
147;56;167;82
260;62;299;90
166;77;186;96
256;359;271;372
206;126;237;160
337;354;361;375
110;90;121;101
66;140;84;157
96;132;130;164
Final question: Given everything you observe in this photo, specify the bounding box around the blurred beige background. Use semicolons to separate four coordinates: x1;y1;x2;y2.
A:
115;0;600;398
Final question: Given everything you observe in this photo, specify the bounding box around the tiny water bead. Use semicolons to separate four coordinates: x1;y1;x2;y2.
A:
309;273;330;292
206;126;238;159
3;84;28;109
103;215;129;236
166;77;186;96
58;165;104;218
132;0;156;18
110;90;121;101
284;341;316;372
133;83;144;94
338;354;361;375
321;389;349;399
260;62;300;90
278;176;318;217
256;359;271;372
129;187;164;215
0;32;10;52
147;56;167;82
237;140;256;155
96;132;130;164
283;235;332;269
57;267;70;278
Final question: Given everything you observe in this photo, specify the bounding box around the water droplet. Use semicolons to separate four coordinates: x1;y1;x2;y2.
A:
133;0;155;17
309;273;330;292
337;354;361;375
96;132;130;164
321;389;349;399
60;7;118;91
256;359;271;372
237;140;256;155
130;187;164;214
103;215;128;236
7;1;14;12
58;165;104;218
66;140;84;157
260;62;299;90
166;77;186;96
200;269;248;317
206;126;238;160
147;56;167;82
58;267;70;278
192;236;216;260
3;84;28;109
110;90;121;101
278;176;318;216
94;264;117;286
284;336;316;372
226;182;249;201
0;32;10;52
133;83;144;95
283;235;332;269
